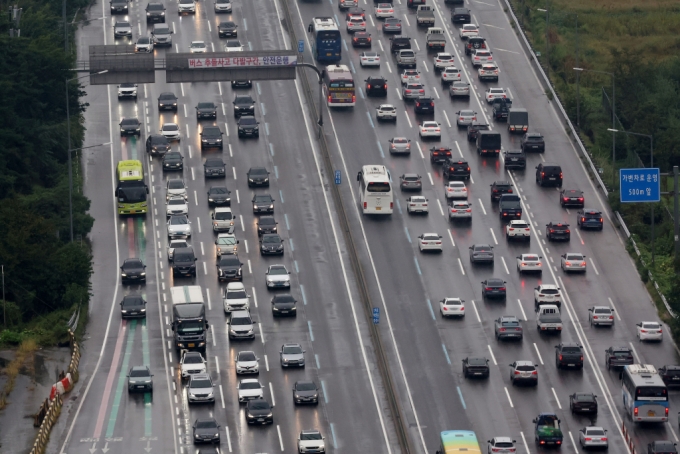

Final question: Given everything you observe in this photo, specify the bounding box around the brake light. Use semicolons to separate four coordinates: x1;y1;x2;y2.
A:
566;229;570;233
600;218;603;222
328;95;332;103
582;217;586;222
367;37;371;41
385;83;388;89
390;202;393;209
601;438;607;442
508;189;513;193
634;407;638;416
563;197;569;201
514;371;520;375
459;117;464;121
542;172;545;177
509;228;515;231
435;129;440;132
531;370;537;375
416;102;420;107
499;287;506;291
578;197;584;201
430;102;434;107
443;307;448;311
352;95;356;103
405;89;411;93
467;167;470;171
559;172;563;179
353;38;357;42
498;328;506;332
580;356;583;361
660;328;663;333
466;209;471;212
641;329;647;333
367;84;372;89
584;438;592;442
666;407;669;416
451;209;457;212
485;287;492;291
609;316;614;319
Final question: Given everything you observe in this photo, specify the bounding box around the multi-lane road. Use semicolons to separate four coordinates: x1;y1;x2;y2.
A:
51;0;680;452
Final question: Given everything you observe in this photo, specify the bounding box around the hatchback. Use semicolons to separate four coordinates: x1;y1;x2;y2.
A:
399;174;422;191
509;361;538;386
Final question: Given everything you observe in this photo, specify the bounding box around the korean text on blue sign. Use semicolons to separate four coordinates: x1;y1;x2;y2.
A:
188;55;298;68
335;170;341;185
372;307;379;324
298;40;305;53
620;168;660;203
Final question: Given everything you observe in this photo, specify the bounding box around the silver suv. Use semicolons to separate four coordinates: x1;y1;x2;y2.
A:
187;373;215;403
228;310;255;340
509;361;538;386
152;23;173;46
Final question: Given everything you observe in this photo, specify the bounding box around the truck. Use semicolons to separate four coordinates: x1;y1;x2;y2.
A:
426;27;446;51
533;413;563;447
536;304;563;333
508;108;529;134
416;5;435;27
498;194;522;220
171;286;209;353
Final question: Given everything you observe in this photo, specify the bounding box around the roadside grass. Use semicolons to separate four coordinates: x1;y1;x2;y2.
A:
0;338;38;410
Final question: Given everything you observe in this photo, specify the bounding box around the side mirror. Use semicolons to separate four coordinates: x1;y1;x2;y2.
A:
237;240;240;244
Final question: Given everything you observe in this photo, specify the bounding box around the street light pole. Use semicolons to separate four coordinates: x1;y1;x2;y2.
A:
537;6;549;81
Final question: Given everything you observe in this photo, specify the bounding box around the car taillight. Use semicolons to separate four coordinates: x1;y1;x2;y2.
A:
390;202;393;209
514;371;520;375
459;117;464;121
640;329;647;333
328;95;332;103
361;22;365;25
443;307;448;311
582;217;586;222
485;287;492;291
385;83;388;89
566;229;570;233
531;370;538;375
353;38;357;41
498;328;506;332
509;228;515;231
430;102;434;107
659;328;663;333
389;8;393;12
666;407;669;416
550;229;554;233
367;37;371;41
367;84;372;89
601;438;607;442
634;407;638;416
541;172;545;177
416;102;420;106
435;128;440;132
584;438;592;442
363;202;367;209
352;95;356;103
609;316;614;319
578;197;584;201
498;287;505;291
560;172;563;179
405;89;411;93
563;197;569;201
600;218;603;222
451;209;457;212
508;189;513;193
467;167;470;171
580;356;583;361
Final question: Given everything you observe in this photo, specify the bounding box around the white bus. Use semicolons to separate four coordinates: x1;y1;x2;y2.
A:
357;165;393;214
621;364;669;423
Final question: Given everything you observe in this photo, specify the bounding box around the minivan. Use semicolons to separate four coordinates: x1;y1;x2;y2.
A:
536;163;563;187
152;23;173;46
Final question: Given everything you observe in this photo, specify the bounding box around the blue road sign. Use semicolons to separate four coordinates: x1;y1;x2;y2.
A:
372;307;380;324
335;170;341;185
298;40;305;53
620;168;660;203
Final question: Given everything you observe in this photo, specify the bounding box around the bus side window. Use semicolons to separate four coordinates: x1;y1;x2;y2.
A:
357;171;362;182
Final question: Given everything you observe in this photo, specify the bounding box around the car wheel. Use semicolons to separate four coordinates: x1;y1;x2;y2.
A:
555;359;560;369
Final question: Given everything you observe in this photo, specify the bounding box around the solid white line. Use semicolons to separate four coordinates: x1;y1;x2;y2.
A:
504;387;514;408
226;426;233;452
487;345;497;365
608;297;622;321
568;432;577;452
551;387;562;409
575;228;584;244
443;111;451;128
517;299;528;321
470;300;481;323
437;199;445;216
501;256;509;274
457;258;465;275
455;141;463;158
520;432;529;453
489;228;498;244
533;343;544;365
478;198;487;215
589;258;600;275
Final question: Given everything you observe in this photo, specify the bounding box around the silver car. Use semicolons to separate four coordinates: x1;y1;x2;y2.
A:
238;379;264;403
187;374;215;403
280;343;305;368
167;214;192;238
214;0;232;12
588;306;615;327
445;181;468;199
441;66;462;84
450;81;471;97
114;20;132;38
167;239;189;261
487;437;516;454
456;109;477;127
560;252;586;272
135;36;153;52
215;233;239;256
166;196;188;216
403;82;425;99
166;179;187;200
212;207;235;233
265;264;291;288
469;244;494;264
346;16;366;32
235;351;260;374
388;137;411;154
578;427;608;450
449;201;472;220
178;0;196;13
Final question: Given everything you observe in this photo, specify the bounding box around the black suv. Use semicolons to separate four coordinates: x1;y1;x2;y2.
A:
196;102;217;120
521;132;545;152
465;36;487;55
390;35;411;53
204;158;226;178
233;94;255;117
217;254;243;282
451;8;470;23
111;0;129;14
247;167;270;187
569;393;598;414
145;2;165;22
490;181;513;202
467;121;490;141
365;76;387;96
429;146;452;164
207;186;231;206
560;189;584;208
218;21;237;38
414;96;434;114
462;357;489;379
536;162;563;187
352;32;372;47
546;222;570;241
442;159;470;180
119;118;141;136
200;126;224;150
120;295;146;318
232;80;252;88
237;116;259;138
158;92;178;111
504;149;526;169
162;151;183;171
491;98;512;120
172;247;197;277
146;134;170;155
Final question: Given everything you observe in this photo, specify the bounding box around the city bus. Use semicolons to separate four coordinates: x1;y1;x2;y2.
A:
116;160;148;215
356;165;393;215
621;364;669;423
436;430;482;454
310;17;341;62
323;65;355;107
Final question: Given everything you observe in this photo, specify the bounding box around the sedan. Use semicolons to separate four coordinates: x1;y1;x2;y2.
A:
293;381;319;405
441;66;462;84
252;194;275;214
469;244;494;264
167;215;192;238
382;17;402;32
280;343;305;368
196;102;217;119
135;36;153;52
377;104;397;121
166;196;189;216
160;123;181;141
450;81;471;97
401;69;421;85
237;116;259;137
637;321;663;342
207;186;231;206
238;379;264;403
516;254;542;274
560;189;585;208
189;41;207;53
561;252;586;272
445;181;468;199
265;264;291;288
225;39;244;51
119;117;141;136
388;137;410;154
459;24;478;39
482;279;506;299
403;82;425;99
399;174;422;191
113;20;132;38
218;21;238;37
360;51;380;67
346;16;366;32
214;0;232;12
247;167;270;187
418;233;443;252
485;87;509;103
260;234;284;255
579;427;608;450
193;418;220;445
166;179;187;200
658;366;680;386
257;216;278;235
204;158;226;178
271;294;297;317
178;0;196;13
352;31;372;47
374;3;394;18
215;233;239;256
180;351;207;380
449;201;472;221
495;316;522;340
440;298;465;318
235;351;259;375
158;92;178;111
406;196;428;214
167;239;188;262
433;52;455;71
246;398;273;424
588;306;614;326
569;392;598;414
120;294;146;318
217;255;242;282
418;121;441;138
456;110;477;127
487;438;516;454
506;220;531;241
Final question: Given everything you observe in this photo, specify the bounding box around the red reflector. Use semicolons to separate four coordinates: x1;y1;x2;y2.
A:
634;407;638;416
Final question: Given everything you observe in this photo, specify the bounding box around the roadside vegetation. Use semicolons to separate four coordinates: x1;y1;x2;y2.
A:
0;0;93;346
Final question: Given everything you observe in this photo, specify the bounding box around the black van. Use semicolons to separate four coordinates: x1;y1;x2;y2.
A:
536;162;563;187
476;131;501;156
508;108;529;134
172;247;197;277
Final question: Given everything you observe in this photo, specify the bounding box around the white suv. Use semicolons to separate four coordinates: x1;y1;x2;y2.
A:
212;207;234;233
223;282;250;313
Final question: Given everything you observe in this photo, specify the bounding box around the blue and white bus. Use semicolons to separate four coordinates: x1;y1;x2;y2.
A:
621;364;669;423
310;17;341;62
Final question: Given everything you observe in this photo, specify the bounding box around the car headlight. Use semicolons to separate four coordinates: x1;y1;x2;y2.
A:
194;434;201;439
161;11;165;14
146;12;150;15
283;358;289;362
216;138;222;142
121;273;127;277
253;204;258;210
269;205;274;209
273;306;279;311
230;328;236;334
141;309;146;312
266;412;272;417
263;178;269;182
248;178;254;182
208;198;214;202
230;221;234;225
121;310;128;313
140;272;146;276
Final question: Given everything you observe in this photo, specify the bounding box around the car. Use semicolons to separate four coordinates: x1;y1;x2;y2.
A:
521;132;545;152
235;351;259;374
382;17;402;32
441;66;462;84
406;196;428;214
658;366;680;386
399;174;422;191
456;110;477;127
386;137;410;155
218;21;238;37
509;361;538;386
271;294;297;317
345;6;365;19
433;52;455;71
145;2;166;22
469;244;493;264
166;196;189;216
237;116;259;137
189;41;206;53
196;102;217;120
238;378;264;403
247;167;270;187
338;0;357;9
490;181;513;202
559;189;584;208
167;239;188;262
180;351;207;380
298;430;325;453
418;233;443;252
419;121;441;138
217;254;243;282
120;294;146;318
280;343;305;367
503;149;526;169
578;427;607;450
215;233;238;256
577;209;604;230
257;216;278;236
233;94;255;117
485;87;508;103
253;194;275;214
429;146;452;164
506;220;531;241
459;24;478;39
171;246;197;277
486;437;516;454
536;162;563;187
212;207;235;233
440;298;465;318
450;81;471;97
167;214;192;238
146;134;170;155
127;366;153;392
121;258;146;283
414;96;434;114
587;306;615;329
200;126;224;150
207;186;231;206
451;7;471;23
545;222;570;241
192;418;220;444
491;97;513;120
462;357;489;378
246;398;273;424
365;76;387;95
214;0;232;12
449;201;472;221
637;321;663;342
265;264;291;288
374;2;394;17
113;20;132;38
517;254;542;274
443;160;471;180
347;16;366;32
495;315;522;340
111;0;129;14
293;381;319;405
352;31;372;47
117;83;138;99
555;342;583;369
467;121;490;141
203;158;226;178
403;82;425;99
187;373;215;403
534;284;561;308
465;36;487;55
648;441;678;454
569;393;598;414
119;117;141;136
605;346;634;369
445;181;468;199
160;123;180;141
166;179;187;200
158;92;178;111
225;39;244;51
478;62;499;81
224;281;250;313
401;69;421;85
151;23;172;46
135;36;153;52
260;233;284;255
471;49;493;67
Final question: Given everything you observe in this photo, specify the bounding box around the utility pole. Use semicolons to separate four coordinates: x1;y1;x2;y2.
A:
63;0;68;53
8;5;22;37
2;265;5;327
574;14;579;132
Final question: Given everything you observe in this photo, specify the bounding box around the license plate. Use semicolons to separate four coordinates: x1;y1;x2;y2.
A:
375;207;381;211
548;327;555;330
549;177;556;180
280;310;288;314
258;418;264;422
648;410;655;416
188;343;195;348
507;334;517;336
568;364;575;366
474;372;482;375
511;158;518;161
137;385;145;388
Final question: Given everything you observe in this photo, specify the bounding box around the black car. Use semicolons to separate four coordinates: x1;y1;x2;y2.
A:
521;132;545;152
503;149;526;169
555;343;583;369
146;134;170;155
649;441;678;454
237;116;259;138
491;98;512;120
247;167;270;187
429;146;452;164
196;102;217;119
200;126;223;150
119;117;141;136
442;159;470;180
577;209;604;230
535;162;563;187
546;222;570;241
252;194;275;214
172;247;197;277
231;80;252;88
257;216;278;236
414;96;434;114
217;254;243;282
365;76;388;97
569;393;598;414
490;180;513;202
192;418;220;444
162;151;184;171
481;278;506;299
120;295;147;318
204;158;226;178
345;6;365;19
467;121;490;142
271;294;297;317
293;381;319;405
145;2;165;22
560;189;584;208
233;94;255;117
352;31;372;47
158;92;178;111
462;357;490;378
218;21;238;38
605;346;634;369
658;366;680;386
121;258;146;283
110;0;129;14
389;35;411;52
451;7;471;23
260;234;284;255
207;186;231;206
246;398;273;424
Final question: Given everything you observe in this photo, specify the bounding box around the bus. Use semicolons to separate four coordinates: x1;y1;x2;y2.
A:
437;430;482;454
116;160;148;215
310;17;341;62
323;65;356;107
357;165;393;214
621;364;669;423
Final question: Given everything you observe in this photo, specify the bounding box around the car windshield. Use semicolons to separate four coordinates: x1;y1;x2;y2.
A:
296;382;317;391
238;352;256;361
190;379;212;388
198;102;214;109
587;429;605;436
364;52;378;57
169;216;188;225
502;321;519;327
221;21;236;28
147;3;164;10
206;160;224;167
218;237;236;245
516;365;535;372
575;394;595;402
196;420;217;429
138;37;150;44
283;346;302;354
227;289;247;299
116;21;131;27
168;180;184;189
263;236;280;244
121;119;138;125
562;347;580;353
249;401;269;410
176;321;203;333
411;197;426;203
163;124;179;131
254;196;272;203
125;260;143;268
269;266;287;275
274;295;295;304
231;317;251;325
250;169;268;177
300;432;322;441
240;381;261;389
210;187;228;194
467;358;486;366
168;199;184;206
219;256;239;266
165;153;181;160
130;369;149;377
160;93;175;101
122;297;144;307
183;355;203;364
260;218;275;225
155;26;170;33
239;117;257;125
214;211;232;220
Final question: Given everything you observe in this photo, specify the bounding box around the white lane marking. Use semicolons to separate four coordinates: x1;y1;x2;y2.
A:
457;258;465;275
489;227;498;245
478;198;487;215
470;300;481;323
575;228;584;244
533;343;544;365
501;256;509;274
487;345;497;365
427;173;434;186
504;387;514;408
455;141;463;158
437;199;445;216
448;229;455;247
219;384;226;408
269;382;276;406
589;258;599;275
551;387;562;409
443;110;451;127
520;432;529;453
276;425;284;451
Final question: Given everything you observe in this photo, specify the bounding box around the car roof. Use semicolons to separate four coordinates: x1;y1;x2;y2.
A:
610;346;631;351
538;284;558;289
500;315;518;321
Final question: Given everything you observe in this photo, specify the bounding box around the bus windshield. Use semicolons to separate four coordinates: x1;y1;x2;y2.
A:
367;182;391;193
637;386;668;401
118;185;147;204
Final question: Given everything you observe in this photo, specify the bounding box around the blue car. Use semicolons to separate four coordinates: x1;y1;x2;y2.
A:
577;209;604;230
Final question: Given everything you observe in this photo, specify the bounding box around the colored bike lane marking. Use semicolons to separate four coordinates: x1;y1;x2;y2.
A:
141;314;152;438
105;318;138;438
93;321;127;439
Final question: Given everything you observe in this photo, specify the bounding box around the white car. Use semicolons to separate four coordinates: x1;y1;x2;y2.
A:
506;220;531;241
215;233;239;256
166;195;189;216
456;109;477;126
517;254;543;274
561;252;586;272
298;430;325;454
471;49;493;67
440;298;465;318
223;282;250;313
459;24;479;39
347;16;366;32
534;284;561;305
449;201;472;220
360;51;380;67
167;239;188;261
441;66;462;83
588;306;615;327
406;196;428;214
237;379;264;403
433;52;454;71
487;437;516;454
485;87;509;103
178;0;196;13
235;350;260;374
636;321;663;341
214;0;232;12
166;179;187;200
265;264;291;288
478;62;499;81
418;121;441;139
135;36;153;53
189;40;207;53
167;214;192;238
180;351;207;380
401;69;421;85
445;181;468;199
578;427;608;450
374;3;394;18
225;39;244;52
376;104;397;121
161;123;181;141
212;207;235;233
418;233;443;252
117;83;138;99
